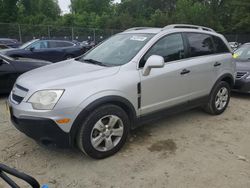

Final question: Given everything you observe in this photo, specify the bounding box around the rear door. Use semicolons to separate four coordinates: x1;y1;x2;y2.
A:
48;41;75;62
182;32;218;100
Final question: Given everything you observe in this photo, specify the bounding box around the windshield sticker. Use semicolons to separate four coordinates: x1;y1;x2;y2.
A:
130;36;147;41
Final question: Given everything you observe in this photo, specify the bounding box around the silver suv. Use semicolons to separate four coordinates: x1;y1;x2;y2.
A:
8;24;235;159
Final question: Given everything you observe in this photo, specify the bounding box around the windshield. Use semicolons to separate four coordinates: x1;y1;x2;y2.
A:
78;33;154;66
234;45;250;60
20;39;39;49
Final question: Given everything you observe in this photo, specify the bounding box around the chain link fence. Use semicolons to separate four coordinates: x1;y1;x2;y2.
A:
0;23;123;43
0;22;249;44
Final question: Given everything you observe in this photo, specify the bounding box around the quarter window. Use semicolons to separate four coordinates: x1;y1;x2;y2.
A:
186;33;214;57
140;33;185;67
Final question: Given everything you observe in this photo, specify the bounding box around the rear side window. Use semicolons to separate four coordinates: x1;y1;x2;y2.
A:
213;36;230;53
186;33;214;57
49;41;74;48
57;41;74;47
140;33;185;67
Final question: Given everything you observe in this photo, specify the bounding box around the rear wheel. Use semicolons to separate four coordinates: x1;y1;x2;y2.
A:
77;104;130;159
203;81;231;115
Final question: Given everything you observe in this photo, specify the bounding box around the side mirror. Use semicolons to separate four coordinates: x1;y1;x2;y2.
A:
142;55;165;76
29;47;35;51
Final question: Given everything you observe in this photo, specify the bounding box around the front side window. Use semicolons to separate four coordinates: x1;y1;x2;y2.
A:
140;33;185;67
213;36;230;53
78;33;154;66
30;41;48;49
186;33;214;57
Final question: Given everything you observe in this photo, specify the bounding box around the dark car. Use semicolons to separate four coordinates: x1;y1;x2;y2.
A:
229;42;241;51
1;39;87;63
81;40;96;50
233;43;250;93
0;54;51;93
0;38;21;48
0;44;10;50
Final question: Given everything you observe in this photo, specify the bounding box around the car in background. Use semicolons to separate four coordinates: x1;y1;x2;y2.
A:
0;54;51;93
81;40;96;50
0;38;21;48
229;42;241;51
0;44;10;50
1;39;87;63
233;43;250;93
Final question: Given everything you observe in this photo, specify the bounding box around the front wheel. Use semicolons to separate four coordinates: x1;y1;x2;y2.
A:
77;104;130;159
203;81;231;115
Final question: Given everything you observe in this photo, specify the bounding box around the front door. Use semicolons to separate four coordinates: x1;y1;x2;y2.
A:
139;33;190;115
0;60;17;93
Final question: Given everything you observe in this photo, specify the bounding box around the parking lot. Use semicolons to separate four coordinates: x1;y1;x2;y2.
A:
1;94;250;188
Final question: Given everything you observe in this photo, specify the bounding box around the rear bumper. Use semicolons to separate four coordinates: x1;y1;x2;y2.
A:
233;79;250;93
10;108;71;148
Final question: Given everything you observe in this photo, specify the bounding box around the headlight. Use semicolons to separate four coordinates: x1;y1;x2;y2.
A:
28;90;64;110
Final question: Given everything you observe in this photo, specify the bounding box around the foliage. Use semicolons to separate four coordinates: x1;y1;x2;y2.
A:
0;0;249;33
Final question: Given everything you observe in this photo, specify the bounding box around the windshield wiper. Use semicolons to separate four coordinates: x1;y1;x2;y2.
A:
83;58;108;67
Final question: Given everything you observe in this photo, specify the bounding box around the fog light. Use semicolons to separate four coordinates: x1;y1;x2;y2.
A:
56;118;70;124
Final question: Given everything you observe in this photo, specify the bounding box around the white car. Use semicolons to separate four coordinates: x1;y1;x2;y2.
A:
8;24;235;159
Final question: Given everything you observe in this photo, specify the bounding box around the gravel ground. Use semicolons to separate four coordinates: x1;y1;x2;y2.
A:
0;94;250;188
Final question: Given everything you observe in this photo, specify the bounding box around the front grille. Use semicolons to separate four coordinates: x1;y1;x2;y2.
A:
11;84;29;104
236;72;248;79
12;94;24;104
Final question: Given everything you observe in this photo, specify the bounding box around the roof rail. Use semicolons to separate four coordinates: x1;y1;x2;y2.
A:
124;27;155;32
163;24;215;32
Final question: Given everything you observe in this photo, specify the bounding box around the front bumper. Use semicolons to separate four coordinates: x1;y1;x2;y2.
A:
10;107;71;148
233;79;250;93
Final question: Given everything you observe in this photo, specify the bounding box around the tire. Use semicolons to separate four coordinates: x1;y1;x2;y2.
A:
203;81;231;115
77;104;130;159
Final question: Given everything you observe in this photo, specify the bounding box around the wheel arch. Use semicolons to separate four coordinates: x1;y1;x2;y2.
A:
69;95;137;146
212;73;234;92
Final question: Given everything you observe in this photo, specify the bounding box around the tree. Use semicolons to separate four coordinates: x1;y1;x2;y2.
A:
71;0;113;15
0;0;19;22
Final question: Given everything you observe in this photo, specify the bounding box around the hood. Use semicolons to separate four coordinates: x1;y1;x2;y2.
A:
16;59;120;89
235;59;250;72
0;48;20;54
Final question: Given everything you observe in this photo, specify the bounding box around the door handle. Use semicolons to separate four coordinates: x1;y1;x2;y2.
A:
180;69;190;75
214;62;221;67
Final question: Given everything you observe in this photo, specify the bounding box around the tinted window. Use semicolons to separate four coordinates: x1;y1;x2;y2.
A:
30;41;48;49
140;33;185;67
49;41;74;48
213;36;230;53
186;33;214;57
59;41;74;47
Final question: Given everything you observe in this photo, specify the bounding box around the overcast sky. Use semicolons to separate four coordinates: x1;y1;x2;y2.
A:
58;0;121;14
